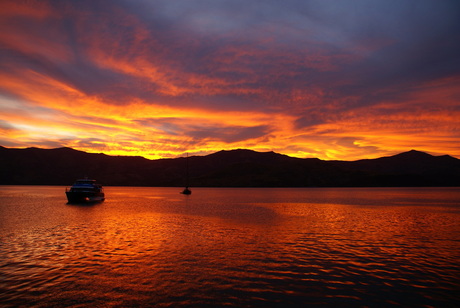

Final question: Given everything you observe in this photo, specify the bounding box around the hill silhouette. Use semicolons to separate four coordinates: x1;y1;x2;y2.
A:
1;146;459;187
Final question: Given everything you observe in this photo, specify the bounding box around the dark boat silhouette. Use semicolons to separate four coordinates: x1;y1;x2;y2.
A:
181;187;192;195
66;178;105;203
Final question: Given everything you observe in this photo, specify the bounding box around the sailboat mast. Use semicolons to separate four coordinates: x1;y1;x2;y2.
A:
181;153;192;194
185;153;189;187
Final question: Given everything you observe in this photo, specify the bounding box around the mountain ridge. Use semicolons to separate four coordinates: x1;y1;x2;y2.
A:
1;146;459;187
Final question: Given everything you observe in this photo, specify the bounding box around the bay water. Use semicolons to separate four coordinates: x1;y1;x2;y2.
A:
1;186;459;307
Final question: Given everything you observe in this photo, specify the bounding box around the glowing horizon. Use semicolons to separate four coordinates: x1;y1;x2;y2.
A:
1;1;459;161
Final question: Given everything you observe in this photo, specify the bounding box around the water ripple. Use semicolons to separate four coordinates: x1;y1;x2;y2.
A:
1;187;460;307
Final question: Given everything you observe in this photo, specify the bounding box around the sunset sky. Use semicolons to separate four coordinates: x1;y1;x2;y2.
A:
1;0;459;160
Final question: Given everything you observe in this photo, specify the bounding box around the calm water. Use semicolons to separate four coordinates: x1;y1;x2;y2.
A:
1;186;460;307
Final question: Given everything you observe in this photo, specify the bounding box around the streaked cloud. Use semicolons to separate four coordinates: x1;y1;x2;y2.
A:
1;0;459;160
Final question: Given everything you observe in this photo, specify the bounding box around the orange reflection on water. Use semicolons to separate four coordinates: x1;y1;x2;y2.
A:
1;186;460;306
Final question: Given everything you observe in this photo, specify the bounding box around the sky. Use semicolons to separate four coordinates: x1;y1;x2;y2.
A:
1;0;460;161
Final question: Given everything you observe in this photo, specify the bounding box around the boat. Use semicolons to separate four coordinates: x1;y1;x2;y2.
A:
66;178;105;203
181;187;192;195
180;153;192;195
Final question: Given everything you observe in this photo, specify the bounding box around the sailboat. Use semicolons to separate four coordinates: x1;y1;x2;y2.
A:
181;187;192;195
181;153;192;195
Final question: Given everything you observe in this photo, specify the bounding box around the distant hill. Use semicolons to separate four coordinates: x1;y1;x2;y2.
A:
1;146;459;187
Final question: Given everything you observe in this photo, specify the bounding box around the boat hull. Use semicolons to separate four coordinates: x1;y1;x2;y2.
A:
66;191;105;203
